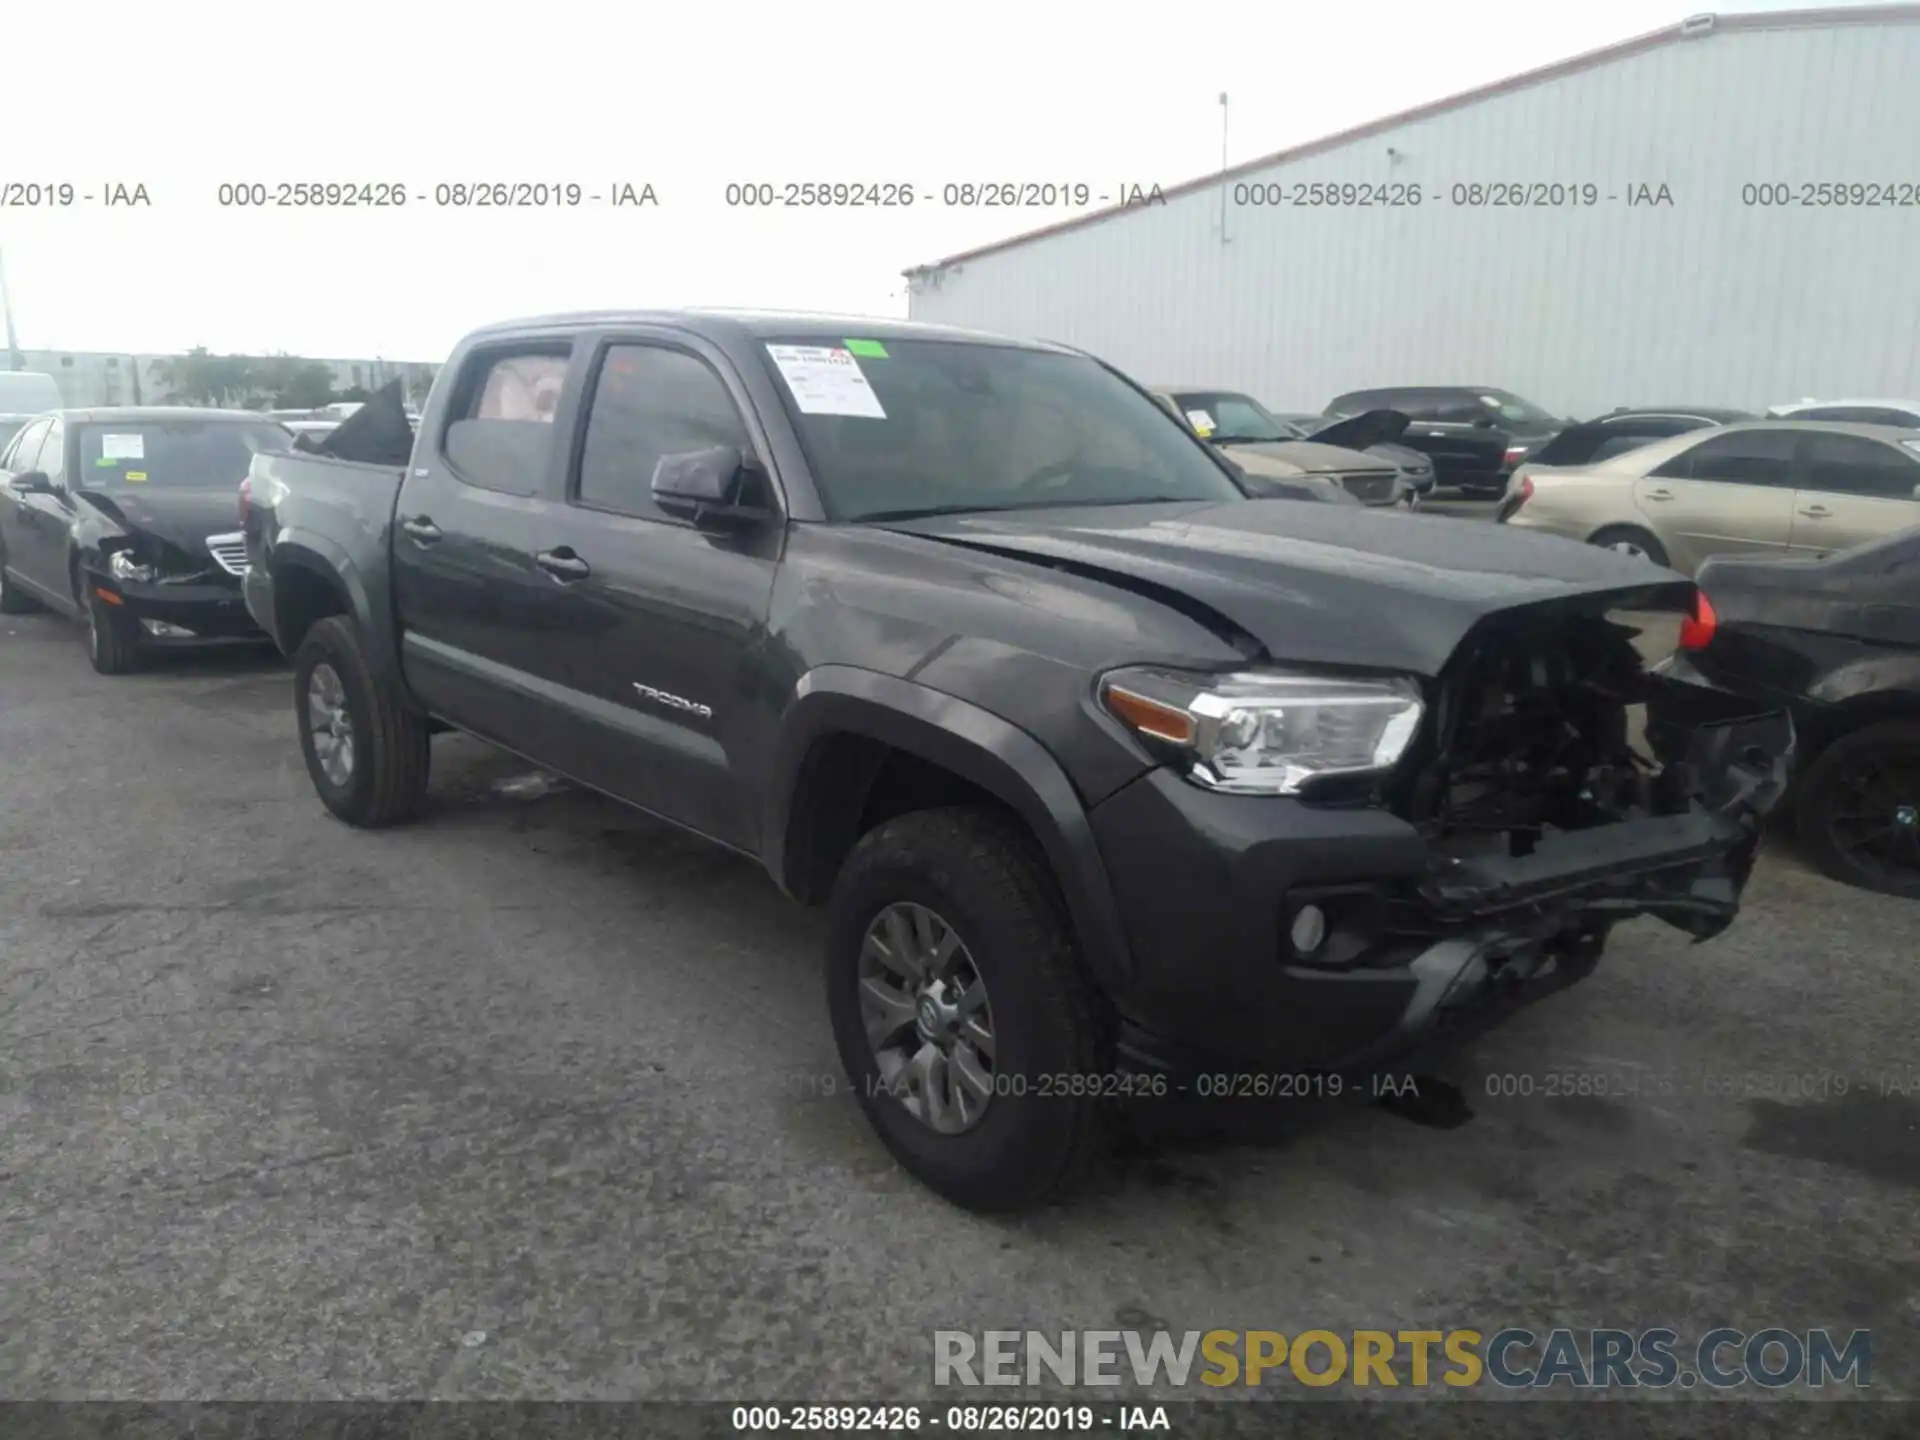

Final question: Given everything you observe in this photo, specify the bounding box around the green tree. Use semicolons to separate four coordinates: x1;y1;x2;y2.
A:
252;354;338;409
148;347;258;405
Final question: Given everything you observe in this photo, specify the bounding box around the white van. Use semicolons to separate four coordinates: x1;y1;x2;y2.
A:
0;371;64;414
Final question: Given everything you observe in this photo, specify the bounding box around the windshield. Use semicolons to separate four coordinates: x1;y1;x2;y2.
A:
763;339;1246;521
78;420;292;489
1477;389;1559;427
1168;392;1297;444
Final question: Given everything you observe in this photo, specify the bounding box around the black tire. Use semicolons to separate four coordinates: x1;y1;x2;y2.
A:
1794;720;1920;899
83;589;143;674
825;806;1113;1213
292;614;431;827
1587;525;1670;568
0;552;39;614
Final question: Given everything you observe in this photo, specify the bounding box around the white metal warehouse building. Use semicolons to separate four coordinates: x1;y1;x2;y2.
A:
902;6;1920;420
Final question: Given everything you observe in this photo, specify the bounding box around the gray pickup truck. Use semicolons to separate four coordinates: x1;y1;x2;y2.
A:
241;310;1793;1212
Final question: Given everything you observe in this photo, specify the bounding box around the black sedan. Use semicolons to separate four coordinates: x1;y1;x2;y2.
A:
0;407;293;674
1658;527;1920;898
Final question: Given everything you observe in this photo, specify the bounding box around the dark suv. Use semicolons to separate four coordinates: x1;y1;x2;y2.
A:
1325;387;1564;495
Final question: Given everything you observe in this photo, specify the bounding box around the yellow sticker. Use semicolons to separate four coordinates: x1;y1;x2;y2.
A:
125;471;148;482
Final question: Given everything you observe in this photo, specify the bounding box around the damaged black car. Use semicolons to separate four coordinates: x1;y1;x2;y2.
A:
0;407;292;673
1659;527;1920;898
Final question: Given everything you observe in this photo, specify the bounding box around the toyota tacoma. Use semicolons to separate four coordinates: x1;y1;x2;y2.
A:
241;312;1793;1212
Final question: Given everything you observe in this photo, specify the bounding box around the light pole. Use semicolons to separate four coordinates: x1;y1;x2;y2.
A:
1218;92;1231;245
0;243;21;370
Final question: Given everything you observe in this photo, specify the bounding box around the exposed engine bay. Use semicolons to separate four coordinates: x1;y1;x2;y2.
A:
1404;612;1706;857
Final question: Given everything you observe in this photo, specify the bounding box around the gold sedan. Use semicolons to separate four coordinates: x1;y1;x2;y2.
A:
1501;420;1920;574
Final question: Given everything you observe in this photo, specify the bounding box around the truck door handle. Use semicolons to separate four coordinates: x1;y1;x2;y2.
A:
400;516;442;543
1798;504;1831;518
536;548;590;581
1643;487;1673;500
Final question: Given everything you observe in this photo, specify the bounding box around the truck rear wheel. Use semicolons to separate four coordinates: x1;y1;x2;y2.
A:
824;806;1113;1213
293;615;431;828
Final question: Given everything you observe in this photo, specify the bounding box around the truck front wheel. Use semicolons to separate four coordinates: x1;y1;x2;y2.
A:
293;615;431;828
824;806;1113;1212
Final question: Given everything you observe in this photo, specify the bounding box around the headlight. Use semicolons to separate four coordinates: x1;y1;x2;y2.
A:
1099;666;1425;795
108;550;155;583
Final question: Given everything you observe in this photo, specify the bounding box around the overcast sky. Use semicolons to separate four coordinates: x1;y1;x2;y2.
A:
5;0;1825;361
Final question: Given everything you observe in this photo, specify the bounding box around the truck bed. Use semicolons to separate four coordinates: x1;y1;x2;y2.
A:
242;449;407;654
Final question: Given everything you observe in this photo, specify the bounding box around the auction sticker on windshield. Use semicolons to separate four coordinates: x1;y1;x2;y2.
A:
766;345;886;418
100;433;145;460
1185;409;1216;434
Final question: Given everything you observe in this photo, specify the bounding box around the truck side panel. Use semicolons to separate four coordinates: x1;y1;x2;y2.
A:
245;450;408;687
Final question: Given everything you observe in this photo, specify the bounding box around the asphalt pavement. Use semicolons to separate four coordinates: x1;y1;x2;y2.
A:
2;559;1916;1431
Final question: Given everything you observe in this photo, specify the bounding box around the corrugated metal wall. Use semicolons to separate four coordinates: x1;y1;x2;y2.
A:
905;17;1920;418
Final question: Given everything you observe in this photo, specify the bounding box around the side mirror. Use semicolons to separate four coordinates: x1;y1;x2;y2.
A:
8;470;51;494
651;445;773;530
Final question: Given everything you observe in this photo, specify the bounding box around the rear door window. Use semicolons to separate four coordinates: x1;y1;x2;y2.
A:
1801;432;1920;499
1653;429;1799;485
1424;393;1488;424
442;347;573;495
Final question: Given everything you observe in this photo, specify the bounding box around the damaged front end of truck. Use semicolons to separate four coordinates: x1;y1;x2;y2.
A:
1353;592;1795;1065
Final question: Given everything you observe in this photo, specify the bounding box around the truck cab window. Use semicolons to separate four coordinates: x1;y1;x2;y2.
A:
575;345;753;521
443;348;571;495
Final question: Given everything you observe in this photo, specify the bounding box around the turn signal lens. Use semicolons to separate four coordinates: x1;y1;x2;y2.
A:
1102;685;1196;745
1678;590;1718;650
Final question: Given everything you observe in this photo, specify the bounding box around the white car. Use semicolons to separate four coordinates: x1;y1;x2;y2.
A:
1765;397;1920;428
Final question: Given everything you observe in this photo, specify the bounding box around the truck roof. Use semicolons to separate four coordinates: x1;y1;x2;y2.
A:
462;308;1072;353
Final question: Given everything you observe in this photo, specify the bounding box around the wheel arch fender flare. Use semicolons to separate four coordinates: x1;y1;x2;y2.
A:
764;665;1135;994
267;529;401;684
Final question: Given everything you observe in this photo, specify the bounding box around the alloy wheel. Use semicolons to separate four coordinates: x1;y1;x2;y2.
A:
858;901;996;1135
307;662;357;786
1824;753;1920;884
1607;539;1651;559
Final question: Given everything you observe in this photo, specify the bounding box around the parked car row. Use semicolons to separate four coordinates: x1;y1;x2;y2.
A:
1151;388;1424;508
2;320;1913;1217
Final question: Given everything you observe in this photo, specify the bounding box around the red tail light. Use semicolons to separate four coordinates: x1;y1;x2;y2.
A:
1678;590;1717;650
1503;445;1527;465
237;475;252;524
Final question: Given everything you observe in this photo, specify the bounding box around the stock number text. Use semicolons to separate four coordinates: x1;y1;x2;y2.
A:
218;182;407;208
1742;181;1920;207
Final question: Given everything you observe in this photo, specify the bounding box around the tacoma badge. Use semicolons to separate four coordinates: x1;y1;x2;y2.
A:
633;682;713;720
